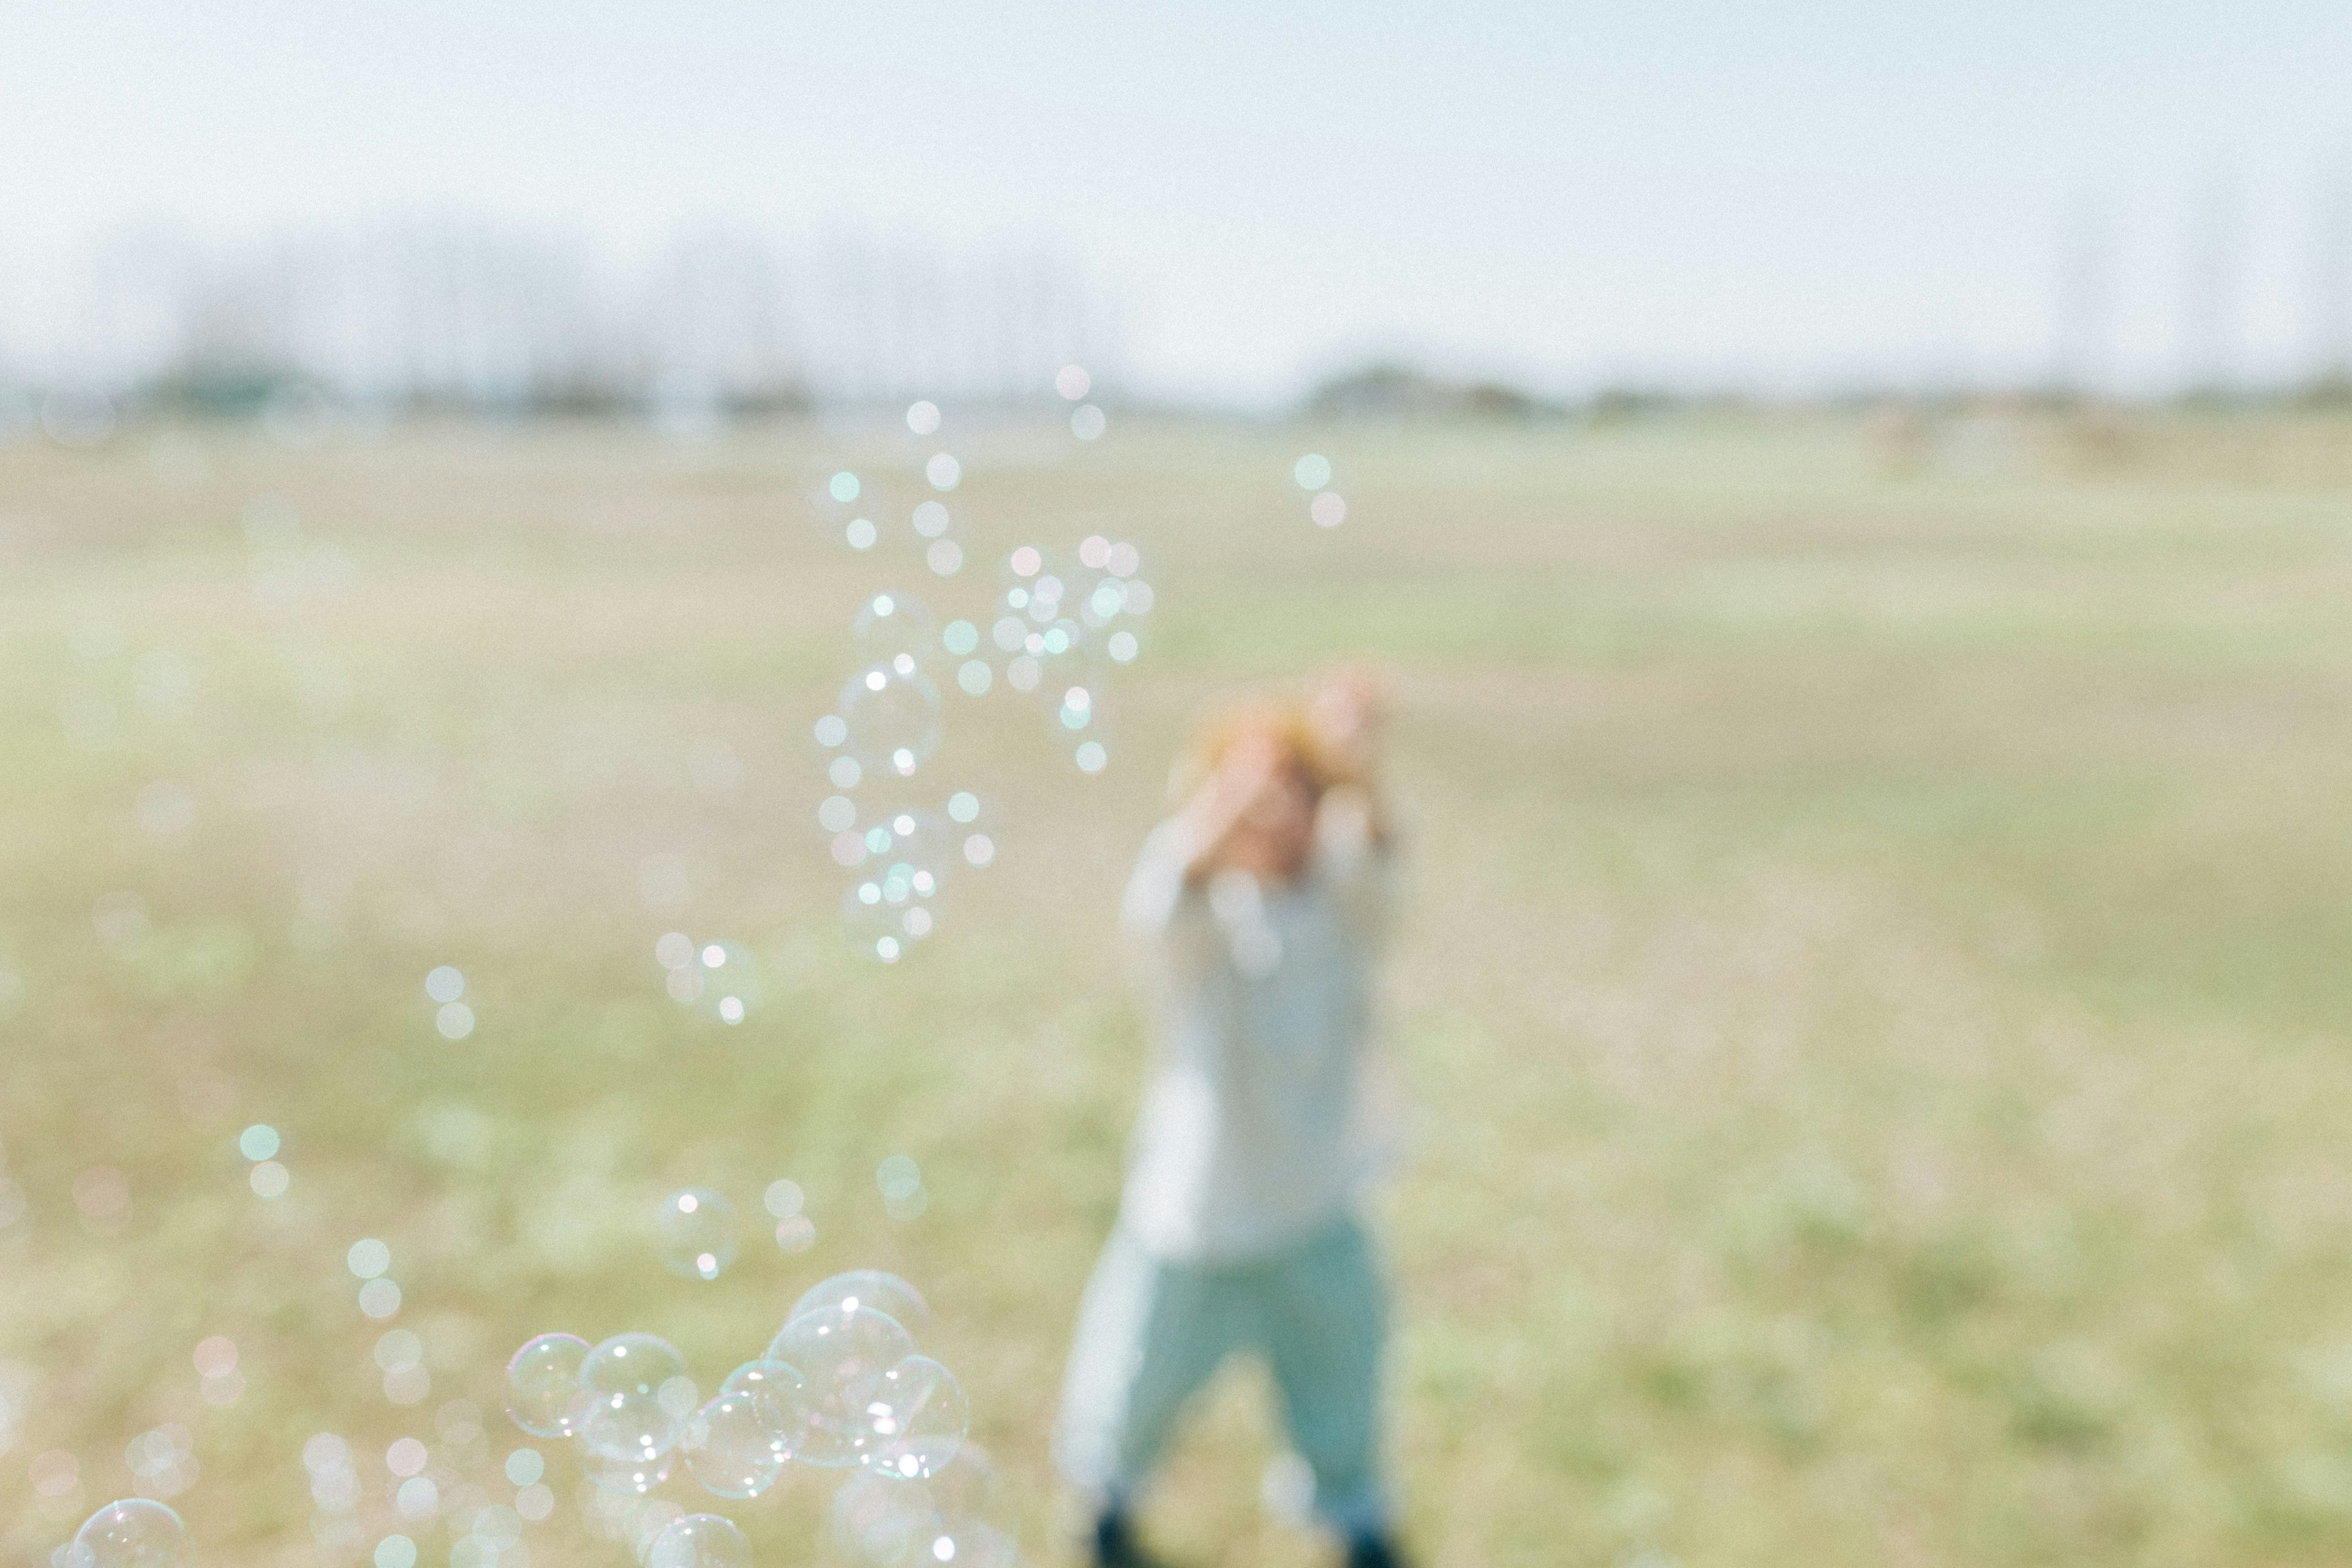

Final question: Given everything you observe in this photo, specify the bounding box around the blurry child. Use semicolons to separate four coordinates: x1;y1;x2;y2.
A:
1055;668;1409;1568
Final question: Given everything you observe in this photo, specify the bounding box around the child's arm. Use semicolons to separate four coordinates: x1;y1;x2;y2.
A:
1309;666;1395;849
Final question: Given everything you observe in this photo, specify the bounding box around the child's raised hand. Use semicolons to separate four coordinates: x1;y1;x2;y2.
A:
1308;667;1388;780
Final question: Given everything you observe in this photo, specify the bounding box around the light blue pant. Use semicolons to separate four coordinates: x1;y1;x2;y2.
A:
1054;1213;1390;1537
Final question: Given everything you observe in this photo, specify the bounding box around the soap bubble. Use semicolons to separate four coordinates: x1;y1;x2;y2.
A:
813;715;848;749
924;454;960;491
944;793;993;865
608;1497;685;1553
829;473;861;503
940;621;978;658
786;1272;930;1336
680;1391;786;1499
844;867;936;943
424;966;464;1003
1054;365;1091;401
684;943;757;1025
854;593;936;668
829;1472;946;1568
71;1498;190;1567
840;886;909;965
657;1189;739;1281
875;1156;922;1202
505;1333;590;1438
830;1450;1013;1568
839;665;943;777
720;1357;815;1452
765;1303;915;1468
586;1451;674;1496
576;1333;691;1463
911;502;951;539
1311;491;1346;527
647;1513;751;1568
908;1442;1001;1531
856;1355;969;1479
859;808;954;888
905;402;940;435
1076;741;1107;774
1294;453;1332;489
238;1124;279;1161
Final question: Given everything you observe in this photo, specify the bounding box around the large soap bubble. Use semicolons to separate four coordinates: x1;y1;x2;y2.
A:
657;1189;740;1281
720;1357;815;1449
766;1303;914;1468
576;1333;692;1463
854;1355;968;1479
70;1499;191;1568
505;1332;590;1437
680;1390;785;1499
647;1513;751;1568
790;1272;931;1340
838;664;943;778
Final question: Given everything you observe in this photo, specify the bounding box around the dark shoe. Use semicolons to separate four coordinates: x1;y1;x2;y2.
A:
1093;1507;1162;1568
1346;1536;1411;1568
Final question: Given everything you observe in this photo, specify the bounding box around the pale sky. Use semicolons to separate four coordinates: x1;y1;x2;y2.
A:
4;1;2350;404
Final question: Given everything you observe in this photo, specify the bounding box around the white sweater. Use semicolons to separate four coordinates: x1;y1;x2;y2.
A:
1115;800;1403;1262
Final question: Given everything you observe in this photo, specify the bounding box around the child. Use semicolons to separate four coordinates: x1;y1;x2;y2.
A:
1054;669;1409;1568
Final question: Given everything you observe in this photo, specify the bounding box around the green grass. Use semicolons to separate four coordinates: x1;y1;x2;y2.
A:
6;411;2352;1567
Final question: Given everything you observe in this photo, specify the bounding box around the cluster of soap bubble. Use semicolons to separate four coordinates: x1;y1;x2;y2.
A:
821;592;949;786
502;1271;982;1566
976;535;1152;774
656;1188;742;1280
814;399;969;578
803;377;1153;957
53;1498;192;1567
811;586;999;963
1294;453;1347;528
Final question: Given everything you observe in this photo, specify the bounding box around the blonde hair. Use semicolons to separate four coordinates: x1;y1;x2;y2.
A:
1167;698;1340;806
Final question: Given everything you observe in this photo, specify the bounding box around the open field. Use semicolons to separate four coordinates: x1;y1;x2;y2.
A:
5;410;2352;1568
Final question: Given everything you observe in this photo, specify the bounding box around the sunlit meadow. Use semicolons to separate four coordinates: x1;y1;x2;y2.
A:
5;410;2352;1567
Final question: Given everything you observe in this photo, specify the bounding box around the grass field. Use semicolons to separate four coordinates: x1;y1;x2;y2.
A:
6;410;2352;1568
